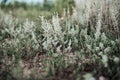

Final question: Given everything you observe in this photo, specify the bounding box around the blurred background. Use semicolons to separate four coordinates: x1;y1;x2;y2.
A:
0;0;75;20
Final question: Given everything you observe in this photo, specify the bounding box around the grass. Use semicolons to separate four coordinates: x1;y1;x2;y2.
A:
0;0;120;80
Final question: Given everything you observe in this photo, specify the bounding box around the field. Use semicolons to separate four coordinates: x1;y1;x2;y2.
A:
0;0;120;80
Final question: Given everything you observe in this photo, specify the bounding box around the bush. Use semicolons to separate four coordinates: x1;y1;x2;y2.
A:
0;0;120;79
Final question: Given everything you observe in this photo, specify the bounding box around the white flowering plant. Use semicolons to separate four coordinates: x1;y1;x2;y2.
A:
0;0;120;79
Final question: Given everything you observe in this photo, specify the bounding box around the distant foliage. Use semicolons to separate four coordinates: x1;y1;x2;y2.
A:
54;0;75;15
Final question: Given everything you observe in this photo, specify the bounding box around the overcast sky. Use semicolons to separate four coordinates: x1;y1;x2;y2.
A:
17;0;44;3
0;0;55;4
0;0;44;3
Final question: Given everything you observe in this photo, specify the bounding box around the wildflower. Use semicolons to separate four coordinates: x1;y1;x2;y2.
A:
98;51;103;56
86;44;91;50
65;40;72;52
101;32;107;42
42;41;48;50
23;19;35;33
114;57;119;63
84;73;95;80
99;42;104;49
95;47;100;52
56;45;62;53
104;47;111;53
111;40;115;45
95;12;102;40
102;55;108;67
52;14;62;33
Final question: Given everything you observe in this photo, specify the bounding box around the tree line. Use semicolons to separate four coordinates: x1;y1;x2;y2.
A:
0;0;75;13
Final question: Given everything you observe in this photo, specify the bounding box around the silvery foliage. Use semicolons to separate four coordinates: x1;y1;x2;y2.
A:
0;10;39;52
37;0;120;53
0;0;120;55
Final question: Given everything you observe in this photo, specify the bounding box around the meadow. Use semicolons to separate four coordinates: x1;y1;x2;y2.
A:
0;0;120;80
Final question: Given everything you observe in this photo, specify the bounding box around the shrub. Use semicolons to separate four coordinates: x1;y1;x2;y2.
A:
0;0;120;79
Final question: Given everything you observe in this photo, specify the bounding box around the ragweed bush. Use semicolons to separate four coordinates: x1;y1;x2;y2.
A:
0;10;39;60
0;0;120;79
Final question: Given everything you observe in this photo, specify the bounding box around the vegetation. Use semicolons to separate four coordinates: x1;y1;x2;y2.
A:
0;0;120;80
